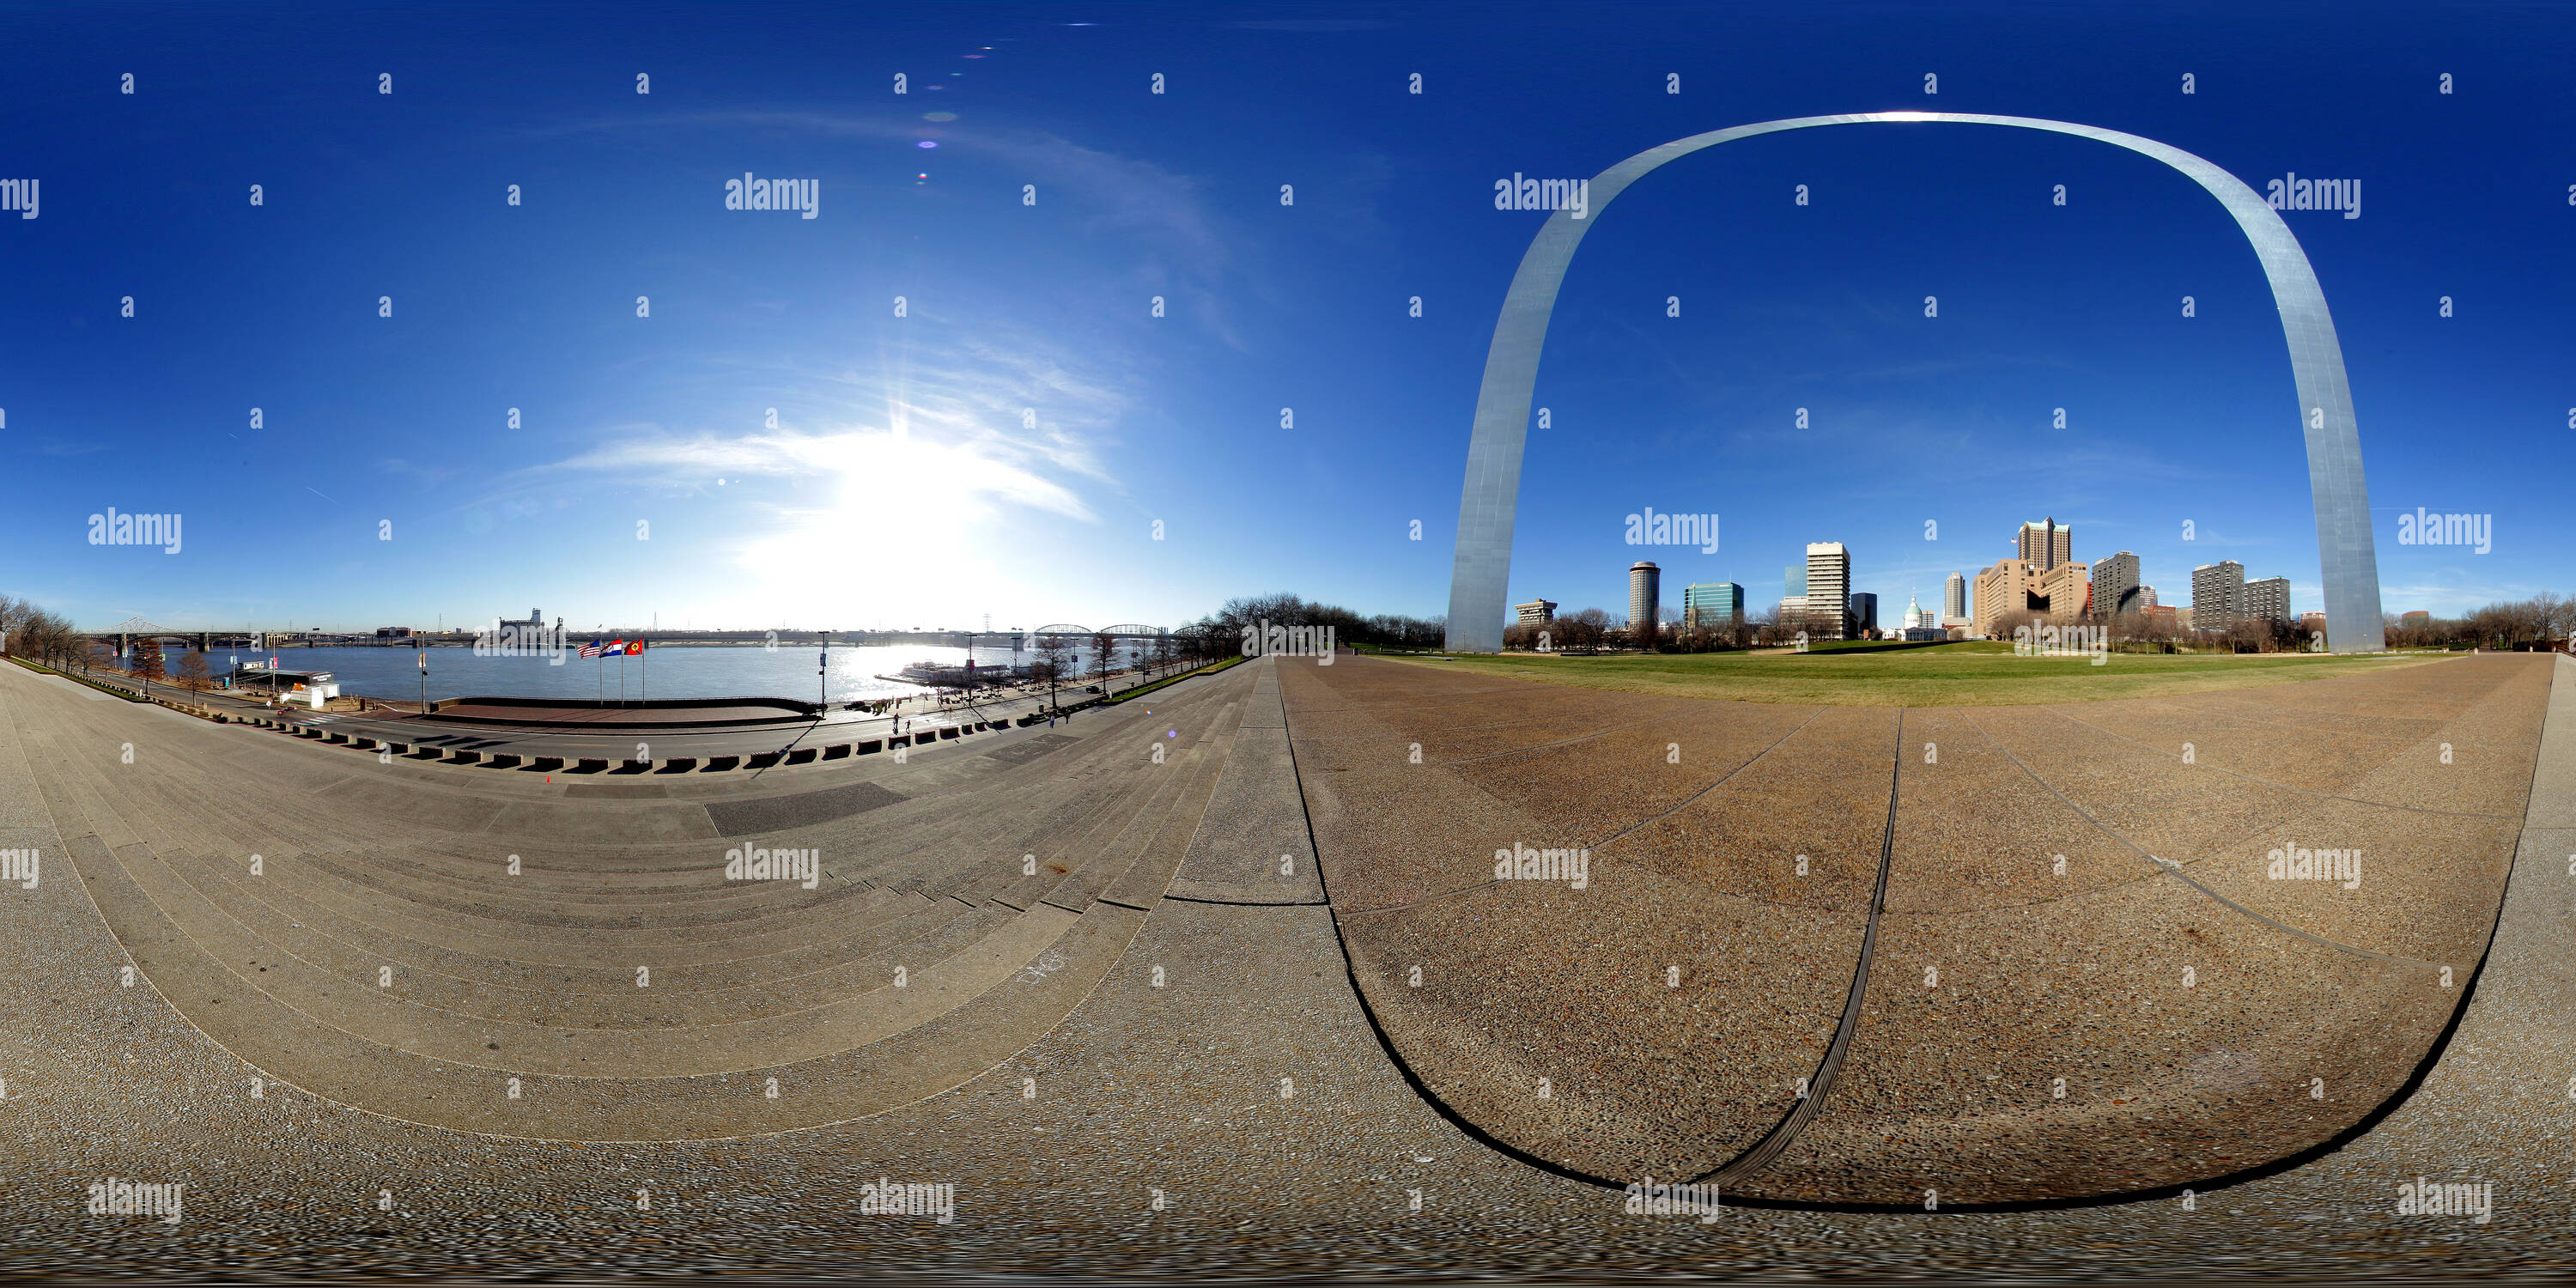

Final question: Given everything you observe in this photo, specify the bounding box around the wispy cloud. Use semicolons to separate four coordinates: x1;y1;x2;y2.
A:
555;425;1093;522
538;107;1246;344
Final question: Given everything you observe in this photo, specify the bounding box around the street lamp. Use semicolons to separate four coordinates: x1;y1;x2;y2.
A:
818;630;829;711
418;648;428;714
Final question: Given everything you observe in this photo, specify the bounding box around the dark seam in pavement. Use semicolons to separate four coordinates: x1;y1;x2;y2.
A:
1959;709;2433;969
1338;708;1828;920
1278;664;1640;1191
2043;705;2518;820
1719;666;2557;1213
2165;662;2526;747
1431;709;1697;769
1588;708;1826;854
1096;896;1151;912
1157;893;1329;907
1692;708;1903;1188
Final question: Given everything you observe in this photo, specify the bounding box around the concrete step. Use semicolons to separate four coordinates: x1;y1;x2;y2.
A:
61;829;1154;1139
88;831;1084;1077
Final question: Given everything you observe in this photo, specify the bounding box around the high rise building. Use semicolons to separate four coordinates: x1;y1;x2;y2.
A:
1804;544;1852;641
2092;551;2142;618
1848;592;1878;635
2191;561;2245;633
1514;598;1558;626
1974;556;2089;635
1943;571;1966;622
2037;562;2093;619
2016;518;2073;569
1681;582;1743;630
2244;576;2291;625
1784;565;1807;598
2140;585;2159;609
1973;559;2032;639
1629;562;1662;647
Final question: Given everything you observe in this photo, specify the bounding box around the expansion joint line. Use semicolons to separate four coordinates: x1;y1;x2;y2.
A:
1695;708;1903;1187
2043;705;2515;821
1346;708;1829;920
1957;709;2430;969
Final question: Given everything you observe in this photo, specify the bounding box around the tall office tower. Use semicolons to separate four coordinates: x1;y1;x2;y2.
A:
1848;592;1878;635
1805;543;1852;641
2192;560;2246;633
2016;517;2074;569
1943;570;1967;622
2038;562;2093;618
1785;564;1807;598
2092;551;2142;618
1629;562;1662;647
2243;576;2291;625
1681;582;1744;630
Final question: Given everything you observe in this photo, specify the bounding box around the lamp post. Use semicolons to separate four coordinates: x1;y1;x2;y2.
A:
418;648;428;714
818;630;829;711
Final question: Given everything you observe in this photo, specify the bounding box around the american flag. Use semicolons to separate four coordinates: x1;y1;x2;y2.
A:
579;640;603;659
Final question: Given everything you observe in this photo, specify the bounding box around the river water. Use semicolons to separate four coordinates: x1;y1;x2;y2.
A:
172;643;1050;704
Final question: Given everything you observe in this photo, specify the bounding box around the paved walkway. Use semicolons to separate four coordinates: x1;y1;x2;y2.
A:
1;653;2568;1276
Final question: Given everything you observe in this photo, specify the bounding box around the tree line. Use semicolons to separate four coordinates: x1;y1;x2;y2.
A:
0;596;225;689
1172;593;1446;655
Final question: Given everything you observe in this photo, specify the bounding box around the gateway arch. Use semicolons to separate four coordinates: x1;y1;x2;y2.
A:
1444;112;2385;654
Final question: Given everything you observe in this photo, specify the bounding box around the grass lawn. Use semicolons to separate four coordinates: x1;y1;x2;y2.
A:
1399;641;2448;707
1104;653;1243;703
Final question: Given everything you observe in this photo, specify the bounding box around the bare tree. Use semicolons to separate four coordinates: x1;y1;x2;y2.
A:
132;637;167;682
1036;634;1073;711
1090;631;1120;690
175;648;212;691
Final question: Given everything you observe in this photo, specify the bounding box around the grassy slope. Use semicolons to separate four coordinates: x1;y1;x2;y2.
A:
1400;641;2447;707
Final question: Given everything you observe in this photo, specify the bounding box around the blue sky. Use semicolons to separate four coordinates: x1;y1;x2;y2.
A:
3;1;2570;634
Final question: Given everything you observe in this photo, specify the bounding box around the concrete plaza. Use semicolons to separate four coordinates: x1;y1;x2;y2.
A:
0;651;2569;1276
